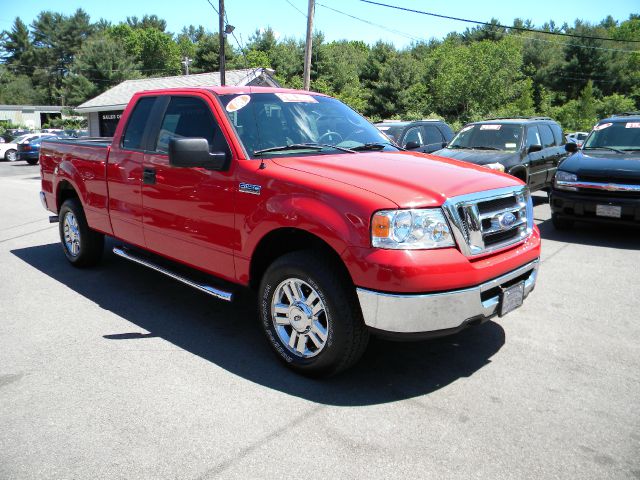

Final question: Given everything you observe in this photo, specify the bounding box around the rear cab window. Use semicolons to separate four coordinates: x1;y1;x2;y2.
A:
121;97;156;150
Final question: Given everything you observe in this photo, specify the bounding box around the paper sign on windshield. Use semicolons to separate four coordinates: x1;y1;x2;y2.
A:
480;125;501;130
625;122;640;128
594;123;612;131
225;95;251;112
275;93;318;103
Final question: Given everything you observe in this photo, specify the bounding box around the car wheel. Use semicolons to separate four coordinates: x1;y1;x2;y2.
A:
258;250;369;377
551;213;574;230
58;198;104;267
5;149;17;162
26;159;38;165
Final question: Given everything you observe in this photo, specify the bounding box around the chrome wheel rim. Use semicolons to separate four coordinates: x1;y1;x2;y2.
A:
271;278;329;358
6;150;16;161
63;212;81;257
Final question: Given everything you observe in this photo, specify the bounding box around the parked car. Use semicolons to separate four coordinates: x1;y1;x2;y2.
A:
551;112;640;229
17;135;58;165
40;87;540;376
375;119;454;153
0;133;54;162
433;117;570;192
565;131;588;147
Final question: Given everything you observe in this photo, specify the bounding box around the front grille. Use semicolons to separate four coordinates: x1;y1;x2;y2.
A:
444;186;533;257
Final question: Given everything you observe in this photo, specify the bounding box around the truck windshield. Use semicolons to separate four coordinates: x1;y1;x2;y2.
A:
448;124;523;151
218;93;398;158
584;122;640;151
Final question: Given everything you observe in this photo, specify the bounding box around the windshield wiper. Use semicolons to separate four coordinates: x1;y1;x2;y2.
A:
300;143;356;153
469;146;501;150
350;142;389;152
583;146;625;154
253;144;324;155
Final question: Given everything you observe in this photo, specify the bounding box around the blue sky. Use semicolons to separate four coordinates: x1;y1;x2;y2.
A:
0;0;637;48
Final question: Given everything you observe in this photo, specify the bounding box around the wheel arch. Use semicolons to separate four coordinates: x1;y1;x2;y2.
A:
56;179;81;211
508;165;528;184
249;227;352;290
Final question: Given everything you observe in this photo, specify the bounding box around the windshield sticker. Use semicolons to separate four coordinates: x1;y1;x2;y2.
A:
505;143;517;149
480;125;501;130
377;126;390;131
226;95;251;113
594;122;612;131
275;93;318;103
460;125;474;133
625;122;640;129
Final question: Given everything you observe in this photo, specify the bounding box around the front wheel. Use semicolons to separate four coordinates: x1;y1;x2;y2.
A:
58;198;104;267
258;250;369;377
5;149;16;162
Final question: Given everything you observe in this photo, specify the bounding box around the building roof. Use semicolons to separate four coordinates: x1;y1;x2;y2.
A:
75;68;278;113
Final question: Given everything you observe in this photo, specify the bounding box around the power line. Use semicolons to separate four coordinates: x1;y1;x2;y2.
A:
284;0;307;18
359;0;640;44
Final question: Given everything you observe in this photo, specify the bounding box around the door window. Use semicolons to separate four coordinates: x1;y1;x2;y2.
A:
121;97;156;150
539;124;555;148
526;126;541;147
423;126;443;145
155;96;228;154
402;127;423;147
549;123;564;145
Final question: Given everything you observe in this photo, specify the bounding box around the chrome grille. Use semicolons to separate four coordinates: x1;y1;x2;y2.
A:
443;186;533;257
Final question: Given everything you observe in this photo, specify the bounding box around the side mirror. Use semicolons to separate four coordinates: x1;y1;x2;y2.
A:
168;138;228;170
527;144;543;154
441;142;448;148
565;142;578;153
404;141;421;150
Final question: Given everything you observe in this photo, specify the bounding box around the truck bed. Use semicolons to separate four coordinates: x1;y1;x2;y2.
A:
42;137;113;149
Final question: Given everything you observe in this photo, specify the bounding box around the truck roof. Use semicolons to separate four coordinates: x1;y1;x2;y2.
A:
136;86;330;97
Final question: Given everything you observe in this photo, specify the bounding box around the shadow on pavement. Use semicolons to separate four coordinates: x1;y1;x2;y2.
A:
537;218;640;250
11;241;505;406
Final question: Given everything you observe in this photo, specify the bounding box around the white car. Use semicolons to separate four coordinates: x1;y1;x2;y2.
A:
565;131;588;147
0;133;57;162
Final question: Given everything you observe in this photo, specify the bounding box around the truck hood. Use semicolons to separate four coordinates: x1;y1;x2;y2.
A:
432;148;520;166
272;151;521;208
560;150;640;180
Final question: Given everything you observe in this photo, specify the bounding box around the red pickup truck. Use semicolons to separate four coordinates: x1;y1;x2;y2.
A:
39;87;541;376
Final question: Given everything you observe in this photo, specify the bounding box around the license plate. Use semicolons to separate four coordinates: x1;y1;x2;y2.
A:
596;204;622;218
500;281;525;317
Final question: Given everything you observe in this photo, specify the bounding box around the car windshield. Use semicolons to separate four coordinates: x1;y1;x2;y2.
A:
218;92;398;158
11;134;31;144
584;121;640;151
375;124;406;143
448;124;523;151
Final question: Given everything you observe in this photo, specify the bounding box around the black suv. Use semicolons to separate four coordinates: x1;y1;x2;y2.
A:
550;112;640;229
375;120;454;154
433;117;570;192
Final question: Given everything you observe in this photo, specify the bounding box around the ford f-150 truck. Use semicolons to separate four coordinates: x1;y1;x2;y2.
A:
39;87;541;376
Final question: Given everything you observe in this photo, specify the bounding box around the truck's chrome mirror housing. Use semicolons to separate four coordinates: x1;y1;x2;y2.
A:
168;138;228;170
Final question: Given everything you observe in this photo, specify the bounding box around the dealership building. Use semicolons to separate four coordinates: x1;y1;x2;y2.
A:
75;68;279;137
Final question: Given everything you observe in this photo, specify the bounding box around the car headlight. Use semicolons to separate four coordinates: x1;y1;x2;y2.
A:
483;162;505;172
371;208;455;249
554;171;578;191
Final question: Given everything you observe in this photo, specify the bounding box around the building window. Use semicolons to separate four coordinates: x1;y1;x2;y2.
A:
99;111;124;137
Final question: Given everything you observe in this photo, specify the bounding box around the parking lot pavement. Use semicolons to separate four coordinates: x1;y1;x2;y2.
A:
0;161;638;480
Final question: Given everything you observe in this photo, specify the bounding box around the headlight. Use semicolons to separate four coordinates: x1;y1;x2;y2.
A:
371;208;455;249
554;171;578;191
483;162;505;172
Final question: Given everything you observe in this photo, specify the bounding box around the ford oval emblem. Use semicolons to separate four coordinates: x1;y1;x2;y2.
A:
500;212;517;228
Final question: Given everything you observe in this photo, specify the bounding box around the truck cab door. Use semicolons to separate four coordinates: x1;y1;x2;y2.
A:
523;125;547;190
141;94;236;282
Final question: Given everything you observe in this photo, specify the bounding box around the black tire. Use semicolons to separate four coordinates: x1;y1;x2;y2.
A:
551;213;574;230
58;198;104;267
5;149;16;162
26;159;38;165
258;250;369;377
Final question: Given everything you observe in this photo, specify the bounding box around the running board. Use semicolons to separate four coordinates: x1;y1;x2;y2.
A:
112;247;233;302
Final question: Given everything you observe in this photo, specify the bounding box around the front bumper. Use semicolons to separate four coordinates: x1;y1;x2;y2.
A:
357;259;539;336
551;189;640;225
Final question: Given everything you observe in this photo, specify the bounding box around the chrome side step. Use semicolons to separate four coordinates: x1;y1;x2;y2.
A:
112;247;233;302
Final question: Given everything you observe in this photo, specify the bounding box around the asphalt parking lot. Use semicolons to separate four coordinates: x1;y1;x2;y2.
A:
0;160;638;480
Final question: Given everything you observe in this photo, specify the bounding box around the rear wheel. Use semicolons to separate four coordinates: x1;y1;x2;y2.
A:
551;213;574;230
258;250;369;377
58;198;104;267
26;159;38;165
5;149;16;162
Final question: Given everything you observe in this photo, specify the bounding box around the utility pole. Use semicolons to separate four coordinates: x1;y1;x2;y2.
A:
303;0;315;91
219;0;226;86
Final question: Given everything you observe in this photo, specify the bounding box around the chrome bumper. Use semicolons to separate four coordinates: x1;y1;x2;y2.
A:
357;259;539;334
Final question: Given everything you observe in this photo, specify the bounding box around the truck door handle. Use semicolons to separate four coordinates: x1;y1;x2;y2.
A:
143;167;156;184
